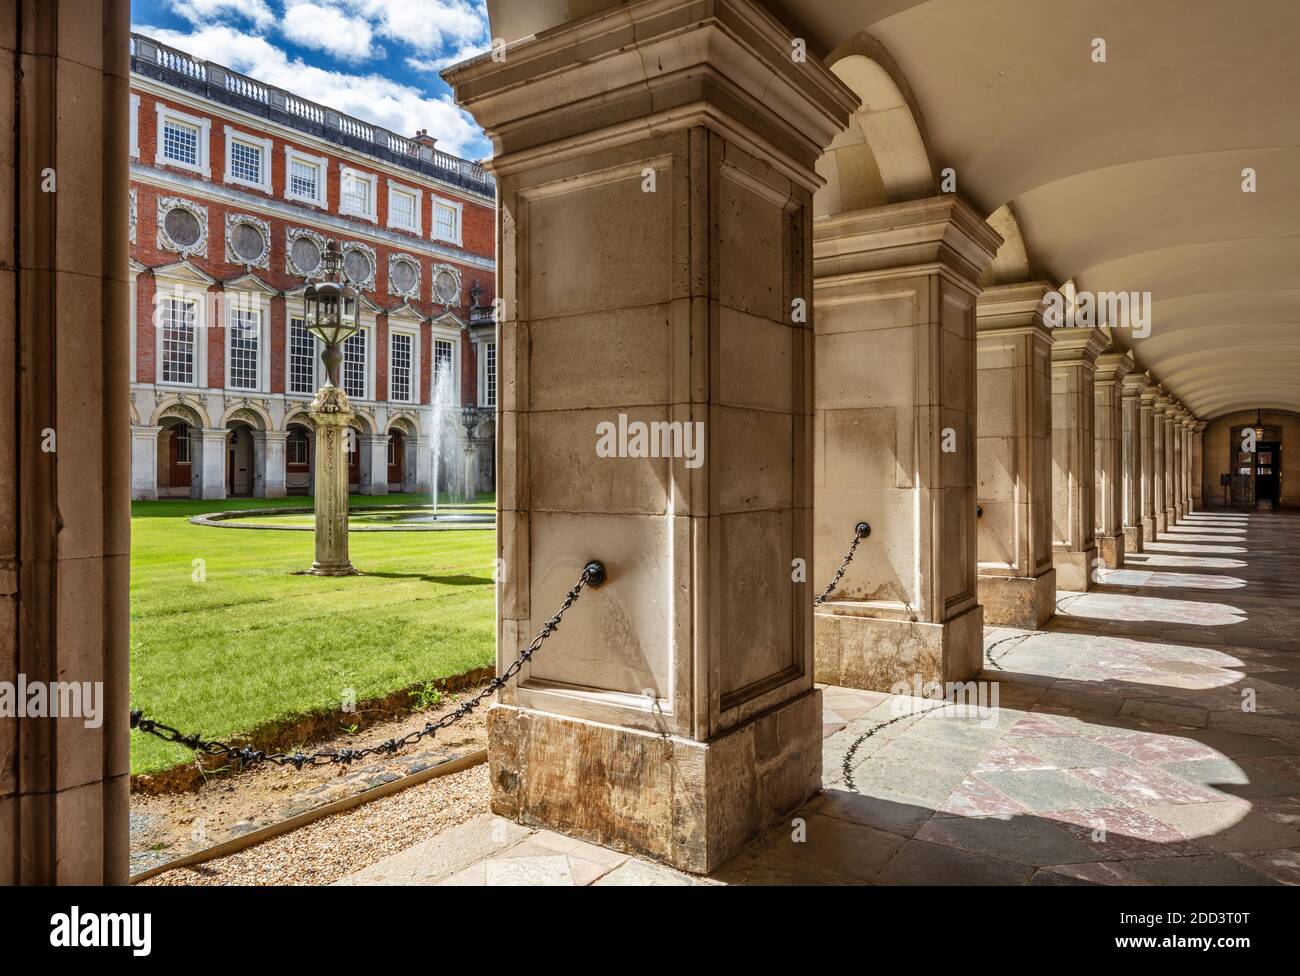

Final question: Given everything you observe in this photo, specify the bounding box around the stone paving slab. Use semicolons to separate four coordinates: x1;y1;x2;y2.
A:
336;512;1300;886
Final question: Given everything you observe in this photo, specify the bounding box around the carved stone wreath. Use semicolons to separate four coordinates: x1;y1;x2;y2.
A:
387;252;422;300
156;195;208;259
128;188;137;245
340;241;377;292
431;263;462;305
285;227;327;278
225;212;271;270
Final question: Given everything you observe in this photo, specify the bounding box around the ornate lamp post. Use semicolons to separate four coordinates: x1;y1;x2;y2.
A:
304;240;360;575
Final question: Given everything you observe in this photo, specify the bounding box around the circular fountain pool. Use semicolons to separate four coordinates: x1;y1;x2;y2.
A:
189;506;495;532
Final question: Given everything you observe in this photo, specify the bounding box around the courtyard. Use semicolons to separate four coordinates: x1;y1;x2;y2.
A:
131;508;1300;885
129;495;496;776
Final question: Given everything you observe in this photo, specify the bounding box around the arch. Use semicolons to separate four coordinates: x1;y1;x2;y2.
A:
150;396;210;429
219;402;272;431
285;419;314;496
155;416;196;499
348;410;378;436
386;412;421;438
282;408;316;433
815;32;936;218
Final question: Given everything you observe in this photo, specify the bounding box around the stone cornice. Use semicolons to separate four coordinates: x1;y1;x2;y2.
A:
975;281;1056;338
1122;369;1150;397
1095;349;1135;386
1049;325;1108;366
814;195;1003;290
444;0;858;189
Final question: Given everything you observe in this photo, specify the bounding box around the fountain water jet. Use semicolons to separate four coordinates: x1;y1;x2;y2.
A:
429;356;464;513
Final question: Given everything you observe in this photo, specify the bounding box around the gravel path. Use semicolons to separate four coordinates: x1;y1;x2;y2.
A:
137;760;491;885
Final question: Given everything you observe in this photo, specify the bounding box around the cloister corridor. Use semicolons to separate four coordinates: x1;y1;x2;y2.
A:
342;510;1300;885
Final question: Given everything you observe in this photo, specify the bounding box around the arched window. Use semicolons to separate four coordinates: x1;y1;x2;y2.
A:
174;422;191;464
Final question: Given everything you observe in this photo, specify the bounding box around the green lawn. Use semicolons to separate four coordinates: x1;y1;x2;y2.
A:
129;493;496;775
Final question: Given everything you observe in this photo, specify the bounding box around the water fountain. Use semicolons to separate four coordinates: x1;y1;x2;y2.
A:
429;356;463;512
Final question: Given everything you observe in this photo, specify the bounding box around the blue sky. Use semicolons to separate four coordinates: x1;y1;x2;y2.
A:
131;0;492;160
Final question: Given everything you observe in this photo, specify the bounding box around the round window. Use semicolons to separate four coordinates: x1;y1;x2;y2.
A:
291;236;322;275
390;259;418;294
163;207;201;248
230;221;266;263
344;249;372;285
433;268;459;304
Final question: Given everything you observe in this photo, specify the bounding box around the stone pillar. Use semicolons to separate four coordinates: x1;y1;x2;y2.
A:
1050;326;1107;590
1192;420;1207;511
1181;419;1195;513
130;425;162;500
308;407;357;576
1093;350;1132;568
1120;372;1147;553
193;428;228;500
1163;401;1178;527
358;433;389;495
408;435;430;494
1171;407;1185;522
813;197;998;686
462;444;478;501
0;0;132;884
973;283;1056;629
1139;382;1157;541
253;430;288;498
1151;394;1168;534
444;0;856;873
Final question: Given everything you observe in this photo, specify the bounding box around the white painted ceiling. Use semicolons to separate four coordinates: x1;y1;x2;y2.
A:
481;0;1299;418
777;0;1300;418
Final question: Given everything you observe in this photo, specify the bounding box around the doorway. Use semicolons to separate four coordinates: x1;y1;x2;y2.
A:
227;424;254;497
1256;441;1281;509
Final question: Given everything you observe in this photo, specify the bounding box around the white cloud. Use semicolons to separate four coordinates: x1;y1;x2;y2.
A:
133;23;490;159
330;0;488;54
282;2;381;63
169;0;276;30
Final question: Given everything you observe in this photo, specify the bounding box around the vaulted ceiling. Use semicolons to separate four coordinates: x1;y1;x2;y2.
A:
482;0;1299;418
779;0;1300;418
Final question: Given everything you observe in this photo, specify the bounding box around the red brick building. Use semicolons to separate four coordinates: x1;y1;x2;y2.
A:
127;33;497;500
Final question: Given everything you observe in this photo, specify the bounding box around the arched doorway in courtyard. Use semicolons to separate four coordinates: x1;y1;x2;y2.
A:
222;406;273;499
156;418;194;498
386;414;422;493
225;422;254;497
285;415;315;496
387;428;405;491
152;401;210;499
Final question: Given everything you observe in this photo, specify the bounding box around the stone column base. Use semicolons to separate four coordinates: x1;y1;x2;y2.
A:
1141;516;1156;541
1096;532;1125;569
977;570;1056;629
1123;524;1144;554
1173;503;1183;523
814;602;983;693
488;693;822;875
1154;511;1167;534
1165;507;1177;529
1053;545;1097;592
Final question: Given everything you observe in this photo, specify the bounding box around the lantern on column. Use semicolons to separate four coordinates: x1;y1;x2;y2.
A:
303;240;359;402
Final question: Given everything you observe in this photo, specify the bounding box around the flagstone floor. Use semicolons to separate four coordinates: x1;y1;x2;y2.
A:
339;510;1300;885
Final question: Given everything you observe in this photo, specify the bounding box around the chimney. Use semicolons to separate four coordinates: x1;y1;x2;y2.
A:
412;128;437;149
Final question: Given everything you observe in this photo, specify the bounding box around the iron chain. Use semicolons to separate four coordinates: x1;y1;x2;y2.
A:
130;561;606;770
813;521;871;608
